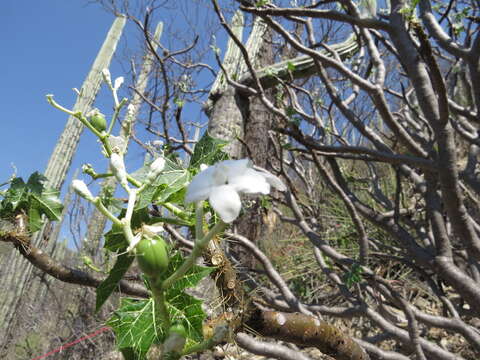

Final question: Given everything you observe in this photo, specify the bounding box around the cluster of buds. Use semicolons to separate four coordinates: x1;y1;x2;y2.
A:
102;68;124;92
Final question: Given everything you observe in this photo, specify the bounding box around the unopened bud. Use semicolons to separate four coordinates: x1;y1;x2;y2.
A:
151;157;166;173
146;157;165;183
110;153;128;188
102;68;112;87
72;180;94;201
114;76;124;90
126;103;135;118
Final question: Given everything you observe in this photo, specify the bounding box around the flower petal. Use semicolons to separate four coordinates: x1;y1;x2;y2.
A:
185;166;217;203
209;185;242;223
257;170;287;191
127;233;143;253
221;159;250;180
230;168;270;194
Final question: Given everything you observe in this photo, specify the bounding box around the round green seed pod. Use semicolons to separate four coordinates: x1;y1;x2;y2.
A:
89;112;107;132
135;235;169;278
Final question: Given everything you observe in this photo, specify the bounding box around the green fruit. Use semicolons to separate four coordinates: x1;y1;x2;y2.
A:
89;112;107;132
136;235;169;277
168;323;187;338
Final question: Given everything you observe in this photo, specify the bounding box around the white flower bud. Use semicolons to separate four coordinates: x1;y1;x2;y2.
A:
151;157;165;173
72;180;94;201
146;157;166;182
126;103;135;118
110;153;128;188
114;76;124;90
102;68;112;87
151;140;163;148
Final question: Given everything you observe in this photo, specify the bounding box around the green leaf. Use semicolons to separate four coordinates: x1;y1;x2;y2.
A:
1;177;27;213
27;204;43;232
285;106;297;118
165;291;206;344
344;263;364;288
189;132;228;169
30;189;63;222
160;253;214;292
0;172;63;233
108;253;214;354
26;172;48;194
132;159;190;210
96;253;135;312
159;253;214;344
104;226;127;252
173;97;185;108
107;298;159;356
287;61;296;72
100;184;124;214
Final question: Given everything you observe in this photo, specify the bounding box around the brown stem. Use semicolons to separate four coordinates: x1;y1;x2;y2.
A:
1;231;148;299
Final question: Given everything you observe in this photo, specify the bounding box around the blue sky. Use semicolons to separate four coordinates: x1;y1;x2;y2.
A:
0;1;225;188
0;1;226;247
0;1;128;183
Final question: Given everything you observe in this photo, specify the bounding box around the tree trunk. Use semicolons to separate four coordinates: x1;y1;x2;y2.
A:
236;19;277;268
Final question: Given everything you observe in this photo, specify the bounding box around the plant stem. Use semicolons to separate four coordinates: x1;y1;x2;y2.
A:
162;202;189;220
107;98;128;135
46;95;102;138
161;221;227;290
182;324;228;355
152;285;171;329
93;198;122;227
195;202;204;241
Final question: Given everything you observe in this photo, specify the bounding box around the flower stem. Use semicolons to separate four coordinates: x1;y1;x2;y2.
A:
161;221;227;290
107;97;128;135
93;198;122;227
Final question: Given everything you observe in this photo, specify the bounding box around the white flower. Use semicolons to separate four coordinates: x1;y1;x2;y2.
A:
114;76;124;90
110;153;128;188
185;159;286;223
72;180;94;201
